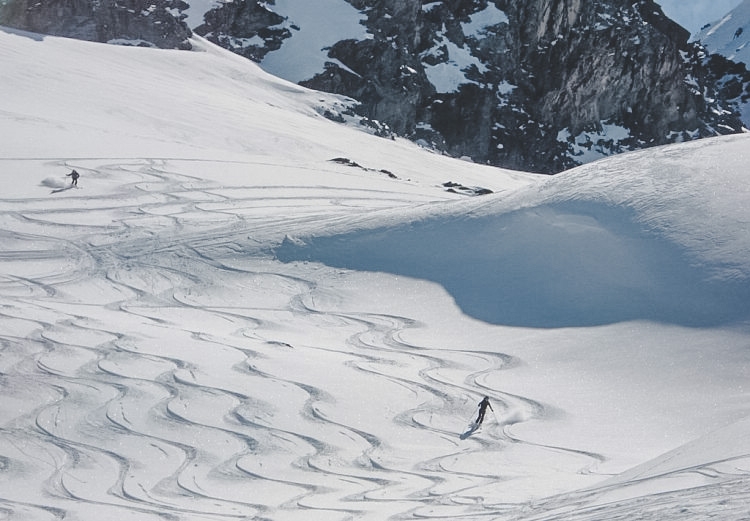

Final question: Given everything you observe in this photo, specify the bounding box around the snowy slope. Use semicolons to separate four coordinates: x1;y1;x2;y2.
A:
695;0;750;66
278;134;750;327
1;25;750;521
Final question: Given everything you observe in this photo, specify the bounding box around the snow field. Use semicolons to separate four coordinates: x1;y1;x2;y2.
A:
1;26;750;521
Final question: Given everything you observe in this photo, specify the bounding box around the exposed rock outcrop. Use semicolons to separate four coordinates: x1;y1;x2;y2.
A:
194;1;288;61
0;0;192;49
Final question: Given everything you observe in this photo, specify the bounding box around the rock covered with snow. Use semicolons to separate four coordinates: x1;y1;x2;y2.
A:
694;0;750;124
193;0;289;61
195;0;747;173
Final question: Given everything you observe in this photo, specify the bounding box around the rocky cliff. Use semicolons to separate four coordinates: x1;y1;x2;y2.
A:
196;0;749;173
0;0;192;49
2;0;747;173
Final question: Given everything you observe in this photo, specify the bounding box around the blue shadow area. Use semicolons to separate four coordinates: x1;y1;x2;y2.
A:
275;202;750;328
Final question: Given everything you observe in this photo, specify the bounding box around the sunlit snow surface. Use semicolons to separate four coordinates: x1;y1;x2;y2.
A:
1;27;750;521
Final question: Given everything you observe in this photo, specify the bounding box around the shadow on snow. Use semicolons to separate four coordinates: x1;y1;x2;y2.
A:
275;202;750;328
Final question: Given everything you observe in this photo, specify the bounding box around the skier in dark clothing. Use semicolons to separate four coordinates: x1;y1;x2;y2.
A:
67;169;79;186
475;396;493;426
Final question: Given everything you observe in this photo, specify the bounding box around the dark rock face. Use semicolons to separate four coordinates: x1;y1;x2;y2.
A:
194;0;749;173
0;0;192;49
194;1;289;62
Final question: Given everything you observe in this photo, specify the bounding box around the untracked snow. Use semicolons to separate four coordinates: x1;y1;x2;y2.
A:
1;25;750;521
462;3;509;36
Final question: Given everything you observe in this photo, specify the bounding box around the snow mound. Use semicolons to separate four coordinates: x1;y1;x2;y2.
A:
277;135;750;327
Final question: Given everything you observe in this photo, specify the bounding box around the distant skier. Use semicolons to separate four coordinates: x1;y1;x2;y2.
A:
475;396;493;426
67;169;79;186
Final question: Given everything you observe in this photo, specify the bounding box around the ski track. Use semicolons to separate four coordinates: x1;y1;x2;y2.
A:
3;157;741;521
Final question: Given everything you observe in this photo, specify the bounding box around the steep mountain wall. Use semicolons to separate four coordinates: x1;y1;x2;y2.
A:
0;0;192;49
195;0;748;173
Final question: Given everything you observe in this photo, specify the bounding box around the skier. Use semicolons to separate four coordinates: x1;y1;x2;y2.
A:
67;169;80;186
475;396;493;426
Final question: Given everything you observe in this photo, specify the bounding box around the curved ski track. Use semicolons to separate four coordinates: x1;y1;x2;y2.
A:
3;158;732;521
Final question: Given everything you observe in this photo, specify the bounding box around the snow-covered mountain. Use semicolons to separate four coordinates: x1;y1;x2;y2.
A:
696;0;750;65
2;25;750;521
192;0;749;173
693;0;750;125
